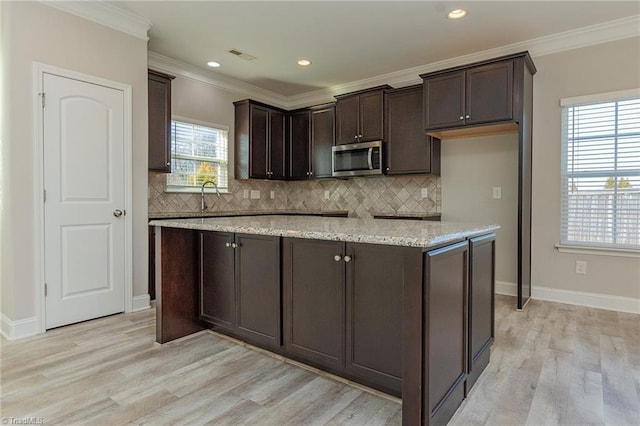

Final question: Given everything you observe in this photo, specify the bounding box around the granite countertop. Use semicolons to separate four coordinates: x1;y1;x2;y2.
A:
148;210;349;220
149;215;499;248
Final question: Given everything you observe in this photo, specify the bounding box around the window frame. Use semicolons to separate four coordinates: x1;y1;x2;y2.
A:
165;115;230;193
558;88;640;256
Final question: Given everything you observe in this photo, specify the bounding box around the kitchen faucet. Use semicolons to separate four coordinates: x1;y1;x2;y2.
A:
201;180;221;214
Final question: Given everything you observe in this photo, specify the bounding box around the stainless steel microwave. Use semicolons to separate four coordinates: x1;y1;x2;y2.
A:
332;141;383;177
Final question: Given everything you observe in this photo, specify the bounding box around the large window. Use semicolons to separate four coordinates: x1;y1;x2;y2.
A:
560;90;640;251
166;118;228;192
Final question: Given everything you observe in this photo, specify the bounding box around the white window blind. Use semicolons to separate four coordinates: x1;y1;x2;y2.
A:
561;95;640;250
166;120;228;191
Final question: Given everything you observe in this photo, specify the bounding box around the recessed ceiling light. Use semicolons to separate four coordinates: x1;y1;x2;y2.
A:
207;61;221;68
447;9;467;19
297;59;312;66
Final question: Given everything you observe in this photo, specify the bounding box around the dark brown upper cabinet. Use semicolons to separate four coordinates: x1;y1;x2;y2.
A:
148;69;175;172
288;104;335;180
384;85;441;176
422;58;517;134
234;99;287;180
335;86;389;145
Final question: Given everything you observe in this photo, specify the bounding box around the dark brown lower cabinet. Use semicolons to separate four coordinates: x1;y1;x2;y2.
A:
200;231;281;350
283;238;345;369
423;240;468;426
283;238;416;396
467;234;495;392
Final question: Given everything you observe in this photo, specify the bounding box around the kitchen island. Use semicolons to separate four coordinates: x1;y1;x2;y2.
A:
150;215;498;426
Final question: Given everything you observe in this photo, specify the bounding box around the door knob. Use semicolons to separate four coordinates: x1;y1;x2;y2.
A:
113;209;123;217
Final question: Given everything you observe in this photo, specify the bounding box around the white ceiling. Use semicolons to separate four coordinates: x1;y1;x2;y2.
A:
110;1;640;97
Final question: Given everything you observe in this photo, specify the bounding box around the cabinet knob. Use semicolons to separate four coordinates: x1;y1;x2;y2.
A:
231;242;237;249
166;162;170;166
343;255;352;263
354;135;358;139
386;167;390;172
310;171;313;176
334;255;342;262
225;242;231;248
459;116;464;120
466;115;470;119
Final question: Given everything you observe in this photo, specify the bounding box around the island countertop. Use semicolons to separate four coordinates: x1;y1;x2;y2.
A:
149;215;499;248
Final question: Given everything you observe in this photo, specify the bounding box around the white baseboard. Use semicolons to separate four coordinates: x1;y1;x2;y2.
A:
494;281;640;314
1;313;38;340
132;294;151;312
495;281;517;296
532;285;640;315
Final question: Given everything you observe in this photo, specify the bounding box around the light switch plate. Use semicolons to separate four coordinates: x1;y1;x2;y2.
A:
243;190;249;199
250;190;260;199
575;260;587;275
324;190;330;200
270;190;275;199
421;188;429;199
493;187;502;199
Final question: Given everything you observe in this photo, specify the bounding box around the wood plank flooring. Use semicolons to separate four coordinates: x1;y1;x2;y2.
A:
1;295;638;425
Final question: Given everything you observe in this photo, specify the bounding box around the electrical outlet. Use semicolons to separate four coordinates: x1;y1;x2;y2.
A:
270;190;275;199
575;260;587;275
243;189;249;199
421;188;429;199
493;187;502;199
250;190;260;199
324;190;330;200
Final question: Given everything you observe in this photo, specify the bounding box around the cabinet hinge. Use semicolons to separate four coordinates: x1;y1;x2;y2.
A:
39;92;45;108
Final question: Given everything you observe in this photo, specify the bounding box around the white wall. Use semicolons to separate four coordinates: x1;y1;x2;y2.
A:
0;2;148;325
170;75;241;178
441;133;519;285
531;37;640;302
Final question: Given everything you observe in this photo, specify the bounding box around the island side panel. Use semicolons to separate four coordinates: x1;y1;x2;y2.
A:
155;226;203;343
402;247;426;425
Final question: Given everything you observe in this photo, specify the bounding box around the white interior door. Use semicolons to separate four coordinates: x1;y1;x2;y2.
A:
44;72;126;329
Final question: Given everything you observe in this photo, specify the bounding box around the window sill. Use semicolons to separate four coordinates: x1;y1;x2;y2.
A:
165;186;230;194
555;244;640;258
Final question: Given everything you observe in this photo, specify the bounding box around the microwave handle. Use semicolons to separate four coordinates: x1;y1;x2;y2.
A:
367;147;373;170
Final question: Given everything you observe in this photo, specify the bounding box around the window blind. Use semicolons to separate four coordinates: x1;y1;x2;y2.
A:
166;120;229;191
561;96;640;250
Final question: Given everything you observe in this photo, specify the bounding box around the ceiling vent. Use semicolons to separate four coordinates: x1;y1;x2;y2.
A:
228;49;256;61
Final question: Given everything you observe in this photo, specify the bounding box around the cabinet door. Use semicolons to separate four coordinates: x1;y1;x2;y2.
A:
249;105;269;179
336;95;360;145
345;243;403;395
235;234;281;350
359;90;384;142
423;240;468;426
423;71;465;130
385;86;439;175
310;105;335;178
466;61;513;125
467;234;495;392
283;238;345;369
270;110;287;179
148;71;172;172
289;110;311;179
200;231;235;332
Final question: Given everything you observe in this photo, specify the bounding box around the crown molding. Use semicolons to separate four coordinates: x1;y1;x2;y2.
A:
286;15;640;109
40;0;151;41
147;14;638;110
148;52;290;109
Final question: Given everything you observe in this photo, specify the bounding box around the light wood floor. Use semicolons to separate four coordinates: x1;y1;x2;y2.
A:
1;295;638;425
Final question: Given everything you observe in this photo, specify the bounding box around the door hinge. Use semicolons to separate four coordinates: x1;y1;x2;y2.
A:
44;283;48;297
43;189;46;203
39;92;45;108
